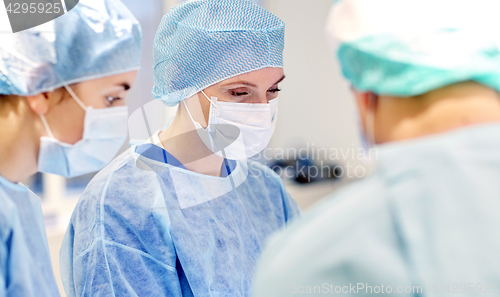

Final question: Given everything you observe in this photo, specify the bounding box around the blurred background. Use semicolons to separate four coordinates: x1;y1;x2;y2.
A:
25;0;366;295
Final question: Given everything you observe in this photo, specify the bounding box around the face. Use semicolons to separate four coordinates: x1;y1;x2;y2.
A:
28;71;137;145
191;67;284;125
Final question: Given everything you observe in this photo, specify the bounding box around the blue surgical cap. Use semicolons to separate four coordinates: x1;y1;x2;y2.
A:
0;0;142;96
326;0;500;97
152;0;285;106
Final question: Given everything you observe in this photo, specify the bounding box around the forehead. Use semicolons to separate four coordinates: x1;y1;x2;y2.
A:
76;71;138;87
218;67;284;86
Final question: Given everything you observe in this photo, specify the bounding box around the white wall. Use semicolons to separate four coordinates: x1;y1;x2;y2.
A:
265;0;364;171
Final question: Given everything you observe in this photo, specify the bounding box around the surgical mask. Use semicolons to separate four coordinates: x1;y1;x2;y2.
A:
38;85;129;178
182;91;278;160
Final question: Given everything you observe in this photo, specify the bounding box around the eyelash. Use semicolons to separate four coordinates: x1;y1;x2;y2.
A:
231;88;282;96
106;97;121;105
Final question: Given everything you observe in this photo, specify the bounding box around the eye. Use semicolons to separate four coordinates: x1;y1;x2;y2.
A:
231;91;249;96
268;88;281;93
106;96;122;105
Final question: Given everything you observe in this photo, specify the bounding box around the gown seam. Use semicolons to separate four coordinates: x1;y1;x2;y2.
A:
103;240;177;272
100;170;116;296
73;237;177;273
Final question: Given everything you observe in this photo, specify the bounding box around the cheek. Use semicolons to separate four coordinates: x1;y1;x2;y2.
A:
85;95;108;109
211;91;234;103
112;100;126;107
50;100;86;144
73;86;107;109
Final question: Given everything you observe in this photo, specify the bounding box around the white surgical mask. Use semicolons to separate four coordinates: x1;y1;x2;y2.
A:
183;91;278;160
37;85;129;178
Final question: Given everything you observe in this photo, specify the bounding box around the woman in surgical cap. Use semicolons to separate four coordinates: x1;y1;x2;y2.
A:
60;0;300;296
0;0;142;296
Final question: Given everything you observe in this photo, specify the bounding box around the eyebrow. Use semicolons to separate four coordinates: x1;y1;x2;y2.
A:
222;75;286;88
274;75;286;85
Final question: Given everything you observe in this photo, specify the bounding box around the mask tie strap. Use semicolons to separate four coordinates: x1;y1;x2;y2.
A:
64;85;87;111
200;92;224;158
182;100;197;124
183;98;217;152
40;114;55;139
201;91;217;107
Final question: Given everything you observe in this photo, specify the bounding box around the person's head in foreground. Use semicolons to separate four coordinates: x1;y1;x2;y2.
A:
60;1;300;297
252;0;500;296
0;0;142;296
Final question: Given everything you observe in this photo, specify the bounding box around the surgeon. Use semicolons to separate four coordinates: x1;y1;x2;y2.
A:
0;1;141;296
252;0;500;296
60;0;300;296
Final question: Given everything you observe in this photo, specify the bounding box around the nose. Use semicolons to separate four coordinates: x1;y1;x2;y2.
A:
254;93;269;104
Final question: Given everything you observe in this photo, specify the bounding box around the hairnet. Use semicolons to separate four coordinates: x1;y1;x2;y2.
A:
0;0;142;96
326;0;500;97
152;0;285;106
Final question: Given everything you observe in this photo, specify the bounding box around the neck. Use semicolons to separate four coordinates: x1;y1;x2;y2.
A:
0;98;41;183
378;82;500;142
159;105;225;177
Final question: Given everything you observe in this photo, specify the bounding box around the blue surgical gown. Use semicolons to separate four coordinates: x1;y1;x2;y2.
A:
253;123;500;296
60;140;300;296
0;175;60;297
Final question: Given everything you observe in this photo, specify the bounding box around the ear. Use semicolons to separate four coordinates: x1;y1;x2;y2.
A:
25;93;50;116
352;90;379;134
25;89;67;116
